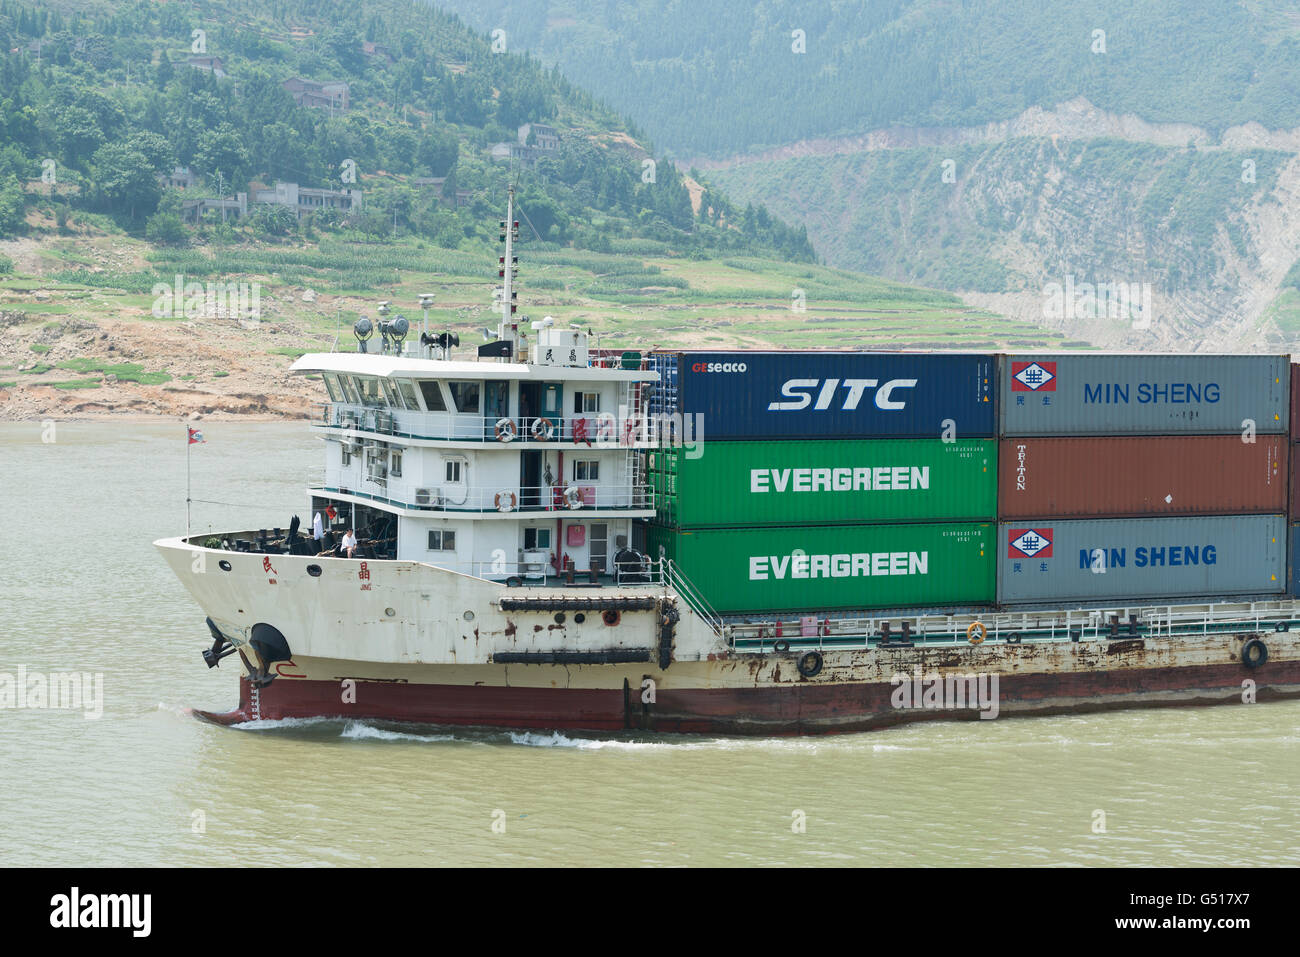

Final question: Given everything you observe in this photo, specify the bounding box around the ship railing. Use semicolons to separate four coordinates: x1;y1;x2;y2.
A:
727;600;1300;653
313;402;653;446
425;557;668;588
328;342;649;370
311;473;652;512
663;559;725;637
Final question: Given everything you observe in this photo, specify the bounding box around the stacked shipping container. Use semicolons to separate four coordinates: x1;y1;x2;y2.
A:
645;352;997;614
643;351;1296;617
997;354;1290;605
1291;364;1300;596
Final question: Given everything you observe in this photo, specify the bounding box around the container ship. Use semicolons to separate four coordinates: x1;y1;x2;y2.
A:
155;189;1300;734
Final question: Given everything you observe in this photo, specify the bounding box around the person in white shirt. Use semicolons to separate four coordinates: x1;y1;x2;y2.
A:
341;529;358;558
312;511;324;541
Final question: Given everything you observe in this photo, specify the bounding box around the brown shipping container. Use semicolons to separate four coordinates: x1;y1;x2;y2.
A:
1292;442;1300;519
999;435;1287;519
1292;363;1300;442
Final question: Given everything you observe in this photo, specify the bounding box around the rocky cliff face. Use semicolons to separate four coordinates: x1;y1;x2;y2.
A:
704;98;1300;350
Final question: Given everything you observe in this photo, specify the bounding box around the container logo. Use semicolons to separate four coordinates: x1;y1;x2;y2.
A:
1008;528;1053;558
1011;361;1057;392
690;362;748;373
768;377;918;412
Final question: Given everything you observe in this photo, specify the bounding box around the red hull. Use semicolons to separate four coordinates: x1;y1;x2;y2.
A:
194;658;1300;735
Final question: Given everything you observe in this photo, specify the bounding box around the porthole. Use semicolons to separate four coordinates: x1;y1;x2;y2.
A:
554;612;566;624
218;560;232;572
574;612;586;624
306;564;322;577
386;607;397;618
463;610;475;621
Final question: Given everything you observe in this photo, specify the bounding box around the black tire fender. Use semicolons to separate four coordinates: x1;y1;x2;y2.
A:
797;650;823;678
1242;638;1268;669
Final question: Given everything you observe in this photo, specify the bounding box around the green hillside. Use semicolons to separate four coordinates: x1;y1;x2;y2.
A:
0;0;811;259
710;140;1291;294
432;0;1300;157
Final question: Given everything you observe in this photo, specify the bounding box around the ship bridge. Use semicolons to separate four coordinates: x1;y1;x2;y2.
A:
288;314;660;584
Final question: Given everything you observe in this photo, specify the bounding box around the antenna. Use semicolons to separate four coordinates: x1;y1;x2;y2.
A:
418;293;434;353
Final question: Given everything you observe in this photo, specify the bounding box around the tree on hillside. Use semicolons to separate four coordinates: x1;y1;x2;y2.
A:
193;123;251;190
91;143;161;218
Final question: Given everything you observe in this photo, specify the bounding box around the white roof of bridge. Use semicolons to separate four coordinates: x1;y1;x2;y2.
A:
290;353;657;382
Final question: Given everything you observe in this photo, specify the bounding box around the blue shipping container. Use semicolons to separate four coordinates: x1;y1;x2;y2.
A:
1291;523;1300;597
661;352;996;439
998;515;1287;605
1000;354;1289;436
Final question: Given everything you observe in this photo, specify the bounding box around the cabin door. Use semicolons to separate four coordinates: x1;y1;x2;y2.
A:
484;380;509;438
520;450;542;508
541;382;563;439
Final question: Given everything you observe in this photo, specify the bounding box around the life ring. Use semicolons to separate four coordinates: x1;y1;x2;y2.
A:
494;490;517;512
773;639;790;654
494;418;517;442
602;609;620;626
530;417;555;441
1242;638;1269;669
564;486;584;509
967;621;987;645
797;651;823;678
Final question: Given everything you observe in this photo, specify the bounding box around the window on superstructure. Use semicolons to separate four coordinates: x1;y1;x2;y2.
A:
380;378;404;409
418;380;447;411
427;529;457;551
574;460;599;481
575;392;600;413
448;381;481;414
322;374;342;403
341;443;352;466
355;376;385;408
338;375;360;405
445;460;463;483
524;527;551;549
390;449;402;477
396;379;420;410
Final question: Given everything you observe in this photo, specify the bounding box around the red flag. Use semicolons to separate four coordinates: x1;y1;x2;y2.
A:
325;505;338;521
187;427;206;444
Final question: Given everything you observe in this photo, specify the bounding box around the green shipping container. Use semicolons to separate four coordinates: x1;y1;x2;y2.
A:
647;438;996;527
648;522;996;614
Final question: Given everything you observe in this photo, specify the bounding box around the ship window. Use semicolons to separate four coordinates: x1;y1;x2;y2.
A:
322;374;342;402
338;375;360;405
524;527;551;549
396;379;421;410
380;378;404;409
448;381;481;414
354;376;385;408
427;529;457;551
575;392;600;413
418;380;447;411
341;444;352;466
574;460;599;481
390;449;402;477
445;460;463;483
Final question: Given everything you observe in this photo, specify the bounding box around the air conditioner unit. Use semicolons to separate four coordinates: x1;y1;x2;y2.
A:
414;487;443;507
522;549;549;578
